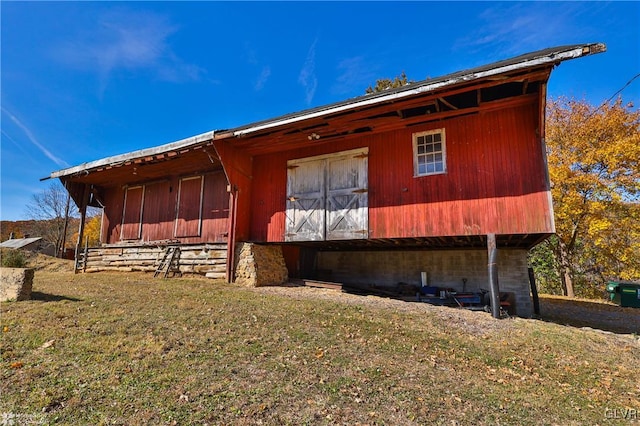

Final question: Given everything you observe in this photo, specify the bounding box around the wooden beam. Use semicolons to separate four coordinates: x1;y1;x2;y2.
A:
438;97;458;110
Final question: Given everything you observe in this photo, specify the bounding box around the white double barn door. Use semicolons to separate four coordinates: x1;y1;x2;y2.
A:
285;148;368;242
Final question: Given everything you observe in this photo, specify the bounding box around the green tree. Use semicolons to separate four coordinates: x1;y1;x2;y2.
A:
534;97;640;297
365;71;413;94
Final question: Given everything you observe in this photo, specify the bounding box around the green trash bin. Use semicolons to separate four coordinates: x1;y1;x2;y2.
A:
606;281;620;304
619;282;640;308
608;281;640;308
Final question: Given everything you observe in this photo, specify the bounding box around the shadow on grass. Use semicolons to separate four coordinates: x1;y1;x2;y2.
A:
30;292;83;302
538;297;640;335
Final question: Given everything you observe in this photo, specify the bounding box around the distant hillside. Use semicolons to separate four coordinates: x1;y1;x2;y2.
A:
0;220;37;241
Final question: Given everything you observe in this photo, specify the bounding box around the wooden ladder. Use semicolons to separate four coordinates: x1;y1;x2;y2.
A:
74;237;89;274
154;246;182;278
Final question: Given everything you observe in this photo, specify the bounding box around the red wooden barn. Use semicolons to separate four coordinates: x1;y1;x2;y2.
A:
46;43;605;317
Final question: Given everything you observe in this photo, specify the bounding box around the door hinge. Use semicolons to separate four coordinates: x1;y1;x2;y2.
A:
352;188;368;194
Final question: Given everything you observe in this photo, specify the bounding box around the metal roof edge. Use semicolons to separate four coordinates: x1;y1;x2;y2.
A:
44;130;217;180
0;237;43;248
232;43;605;137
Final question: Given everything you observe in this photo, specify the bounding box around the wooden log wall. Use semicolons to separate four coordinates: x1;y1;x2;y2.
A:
84;243;227;279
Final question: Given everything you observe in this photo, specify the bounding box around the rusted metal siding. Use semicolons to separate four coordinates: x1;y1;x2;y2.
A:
101;172;229;245
249;100;553;242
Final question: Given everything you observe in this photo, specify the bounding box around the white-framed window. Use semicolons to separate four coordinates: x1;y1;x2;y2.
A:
413;129;446;176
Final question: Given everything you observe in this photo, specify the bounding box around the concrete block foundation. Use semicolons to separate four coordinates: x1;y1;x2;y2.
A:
316;249;532;317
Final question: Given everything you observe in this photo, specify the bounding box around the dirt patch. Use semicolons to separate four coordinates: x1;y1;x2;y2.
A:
25;253;74;273
254;284;640;336
255;284;523;337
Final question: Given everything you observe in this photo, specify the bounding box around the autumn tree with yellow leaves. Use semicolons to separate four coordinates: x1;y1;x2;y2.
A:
70;213;102;248
531;97;640;298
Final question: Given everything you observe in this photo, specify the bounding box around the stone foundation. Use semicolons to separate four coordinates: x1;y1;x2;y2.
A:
0;268;35;302
234;243;288;287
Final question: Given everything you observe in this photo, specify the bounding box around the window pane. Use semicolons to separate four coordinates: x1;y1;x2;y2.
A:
414;129;445;176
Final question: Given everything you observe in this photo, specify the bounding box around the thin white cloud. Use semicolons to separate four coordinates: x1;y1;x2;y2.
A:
454;3;595;57
298;38;319;105
332;56;378;96
254;66;271;91
54;9;204;93
1;108;69;168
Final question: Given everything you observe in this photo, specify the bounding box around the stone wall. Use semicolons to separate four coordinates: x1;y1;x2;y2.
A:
234;243;288;287
0;268;34;302
316;249;533;317
83;244;227;279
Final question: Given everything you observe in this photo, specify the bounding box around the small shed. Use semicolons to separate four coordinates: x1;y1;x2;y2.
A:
0;237;55;256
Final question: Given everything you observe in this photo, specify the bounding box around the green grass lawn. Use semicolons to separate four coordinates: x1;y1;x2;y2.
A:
1;271;639;425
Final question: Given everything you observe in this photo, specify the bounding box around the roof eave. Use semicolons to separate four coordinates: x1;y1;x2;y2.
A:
44;130;217;181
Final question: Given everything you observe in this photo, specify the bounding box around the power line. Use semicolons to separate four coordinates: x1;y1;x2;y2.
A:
583;72;640;120
601;72;640;106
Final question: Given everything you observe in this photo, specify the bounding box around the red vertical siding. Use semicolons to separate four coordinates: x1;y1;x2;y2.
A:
103;186;125;243
121;186;144;240
249;100;553;242
175;176;204;237
141;180;175;241
214;139;252;242
101;171;230;245
199;172;231;243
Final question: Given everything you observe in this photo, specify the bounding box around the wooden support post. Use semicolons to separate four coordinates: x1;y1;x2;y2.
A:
74;184;90;274
487;233;501;319
226;184;238;283
528;267;541;316
59;188;71;258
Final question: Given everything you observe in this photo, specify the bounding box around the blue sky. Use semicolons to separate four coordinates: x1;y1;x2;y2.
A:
1;1;639;221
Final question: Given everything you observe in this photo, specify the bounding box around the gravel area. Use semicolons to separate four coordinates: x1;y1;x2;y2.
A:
252;284;640;338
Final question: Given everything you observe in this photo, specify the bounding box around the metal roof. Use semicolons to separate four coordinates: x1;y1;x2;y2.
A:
45;130;216;181
231;43;605;136
0;237;43;249
46;43;605;180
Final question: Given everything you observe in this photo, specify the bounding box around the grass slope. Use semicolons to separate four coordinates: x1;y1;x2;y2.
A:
1;272;639;425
